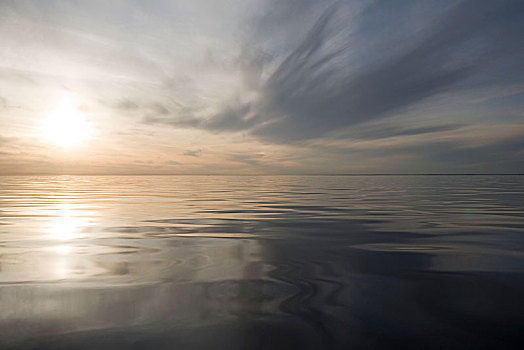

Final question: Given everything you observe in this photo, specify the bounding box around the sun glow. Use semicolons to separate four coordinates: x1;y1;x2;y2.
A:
46;204;89;241
43;94;92;147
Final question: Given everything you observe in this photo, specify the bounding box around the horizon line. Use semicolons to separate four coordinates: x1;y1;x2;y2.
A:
0;173;523;176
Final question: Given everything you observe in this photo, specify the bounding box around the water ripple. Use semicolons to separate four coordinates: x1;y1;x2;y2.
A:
1;175;524;349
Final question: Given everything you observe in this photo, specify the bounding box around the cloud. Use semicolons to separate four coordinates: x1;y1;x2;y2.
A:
0;96;21;109
147;0;524;145
229;152;266;167
404;135;524;173
151;103;169;115
116;99;139;111
342;123;466;140
1;0;523;174
311;123;524;173
252;0;524;142
0;134;20;148
0;96;7;109
183;149;202;157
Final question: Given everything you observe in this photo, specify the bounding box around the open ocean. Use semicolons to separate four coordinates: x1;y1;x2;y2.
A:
1;175;524;349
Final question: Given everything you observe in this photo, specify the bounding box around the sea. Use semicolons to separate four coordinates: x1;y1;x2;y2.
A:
1;175;523;349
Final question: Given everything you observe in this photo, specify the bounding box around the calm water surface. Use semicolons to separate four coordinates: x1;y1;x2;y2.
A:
1;175;524;349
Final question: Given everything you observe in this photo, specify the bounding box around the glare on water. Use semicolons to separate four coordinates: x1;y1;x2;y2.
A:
1;175;524;349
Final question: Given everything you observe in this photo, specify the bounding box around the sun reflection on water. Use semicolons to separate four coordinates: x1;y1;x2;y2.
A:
48;245;73;255
41;203;92;280
46;245;74;280
46;203;90;241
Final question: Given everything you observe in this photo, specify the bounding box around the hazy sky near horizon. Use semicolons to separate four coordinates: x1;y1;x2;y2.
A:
1;0;523;174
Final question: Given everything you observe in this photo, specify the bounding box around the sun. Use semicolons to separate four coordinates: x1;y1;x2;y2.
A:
43;94;92;147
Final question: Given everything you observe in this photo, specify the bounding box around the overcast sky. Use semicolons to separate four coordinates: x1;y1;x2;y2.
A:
1;0;523;174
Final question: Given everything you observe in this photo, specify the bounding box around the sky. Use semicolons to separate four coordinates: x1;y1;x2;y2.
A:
0;0;523;175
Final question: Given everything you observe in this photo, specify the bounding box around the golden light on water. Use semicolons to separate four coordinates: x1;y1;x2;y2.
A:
47;204;89;241
49;245;73;255
44;203;90;280
43;94;92;147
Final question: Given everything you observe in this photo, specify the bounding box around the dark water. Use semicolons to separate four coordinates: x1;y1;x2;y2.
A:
1;175;524;349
